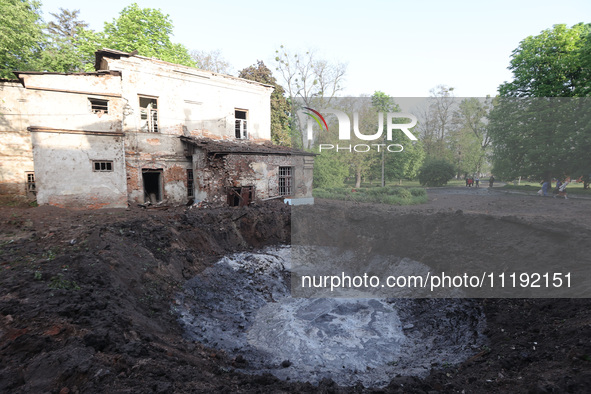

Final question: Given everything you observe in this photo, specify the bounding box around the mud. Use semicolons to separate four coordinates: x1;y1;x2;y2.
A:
176;247;485;387
0;190;590;393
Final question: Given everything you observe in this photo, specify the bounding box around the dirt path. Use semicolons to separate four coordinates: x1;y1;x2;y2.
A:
0;191;590;393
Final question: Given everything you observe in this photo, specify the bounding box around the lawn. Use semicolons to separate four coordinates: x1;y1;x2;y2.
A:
343;178;486;188
502;182;591;195
313;186;428;205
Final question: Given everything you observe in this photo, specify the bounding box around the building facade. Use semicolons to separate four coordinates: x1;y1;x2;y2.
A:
0;49;314;208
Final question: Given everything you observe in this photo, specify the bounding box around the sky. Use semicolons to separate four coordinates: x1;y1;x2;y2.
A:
39;0;591;97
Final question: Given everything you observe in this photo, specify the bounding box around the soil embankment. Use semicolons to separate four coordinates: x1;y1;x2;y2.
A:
1;191;590;393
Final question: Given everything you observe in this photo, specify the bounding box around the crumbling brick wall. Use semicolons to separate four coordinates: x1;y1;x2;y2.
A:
193;152;313;205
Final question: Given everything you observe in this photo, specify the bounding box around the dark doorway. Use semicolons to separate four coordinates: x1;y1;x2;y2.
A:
227;186;254;207
143;169;162;203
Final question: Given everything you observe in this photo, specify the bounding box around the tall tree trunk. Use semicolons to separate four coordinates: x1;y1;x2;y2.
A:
544;171;552;189
355;168;362;188
381;150;385;187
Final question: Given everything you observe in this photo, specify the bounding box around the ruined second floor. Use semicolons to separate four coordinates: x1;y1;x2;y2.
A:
1;49;274;141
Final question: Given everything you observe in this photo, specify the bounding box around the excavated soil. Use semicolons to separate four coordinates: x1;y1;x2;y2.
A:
1;189;590;393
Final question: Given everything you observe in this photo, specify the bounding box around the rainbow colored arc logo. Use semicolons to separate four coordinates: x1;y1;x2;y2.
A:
303;107;329;133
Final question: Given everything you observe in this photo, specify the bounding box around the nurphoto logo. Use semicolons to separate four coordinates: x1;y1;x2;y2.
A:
298;107;418;153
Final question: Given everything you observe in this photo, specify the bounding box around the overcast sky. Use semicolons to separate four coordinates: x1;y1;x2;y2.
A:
40;0;590;97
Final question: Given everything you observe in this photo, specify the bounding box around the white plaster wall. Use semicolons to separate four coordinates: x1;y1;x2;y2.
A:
21;74;120;95
164;180;186;203
31;132;127;208
0;82;35;194
1;81;27;131
106;57;272;140
16;74;123;132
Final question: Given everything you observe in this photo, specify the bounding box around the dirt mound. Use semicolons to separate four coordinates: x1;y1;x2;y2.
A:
0;193;590;393
0;202;300;393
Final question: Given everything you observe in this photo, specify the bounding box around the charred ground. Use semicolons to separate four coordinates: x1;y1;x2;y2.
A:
1;191;590;393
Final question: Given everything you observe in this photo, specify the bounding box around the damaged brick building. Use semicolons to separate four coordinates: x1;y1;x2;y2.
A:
0;49;314;208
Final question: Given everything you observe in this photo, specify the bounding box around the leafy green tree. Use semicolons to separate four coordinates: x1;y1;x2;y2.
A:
371;91;398;186
92;3;195;67
418;159;456;187
447;126;481;178
38;8;92;73
491;24;591;185
378;139;425;184
580;29;591;97
347;99;380;188
0;0;44;78
371;91;424;185
238;61;292;146
312;149;349;189
417;85;456;161
449;97;492;176
499;23;590;97
488;97;591;184
47;8;88;38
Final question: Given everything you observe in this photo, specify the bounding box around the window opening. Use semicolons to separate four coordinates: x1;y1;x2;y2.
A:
278;167;293;196
139;96;158;132
235;110;247;139
187;169;194;198
26;172;36;193
89;98;109;114
93;161;113;172
227;186;254;207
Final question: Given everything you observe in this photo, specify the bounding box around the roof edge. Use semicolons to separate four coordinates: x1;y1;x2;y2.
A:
95;49;274;90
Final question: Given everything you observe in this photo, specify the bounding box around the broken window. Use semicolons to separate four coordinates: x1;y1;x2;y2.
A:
93;161;113;172
235;109;247;139
89;98;109;114
26;172;36;193
278;166;293;196
139;96;158;132
187;169;194;198
227;186;254;207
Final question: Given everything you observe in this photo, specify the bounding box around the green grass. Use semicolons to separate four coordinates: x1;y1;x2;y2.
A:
313;186;428;205
502;182;591;195
344;179;479;188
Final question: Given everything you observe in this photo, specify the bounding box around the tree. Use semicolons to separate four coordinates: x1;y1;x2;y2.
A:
379;139;425;184
371;91;398;187
580;28;591;97
274;46;346;107
274;46;346;148
312;149;349;189
418;159;456;187
47;8;88;38
491;24;591;185
488;97;591;184
0;0;44;78
366;97;425;186
417;85;456;160
498;23;590;97
347;98;381;188
238;61;292;146
98;3;195;67
449;97;492;176
38;8;92;73
191;49;232;74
